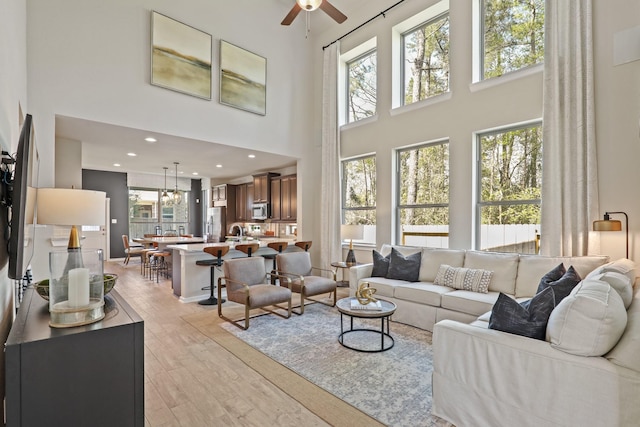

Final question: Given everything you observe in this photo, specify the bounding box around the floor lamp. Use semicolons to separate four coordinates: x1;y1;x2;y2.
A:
341;224;364;266
37;188;107;327
593;211;629;259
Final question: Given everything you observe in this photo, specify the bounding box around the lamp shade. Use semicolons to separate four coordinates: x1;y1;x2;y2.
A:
297;0;322;11
341;224;364;241
593;219;622;231
36;188;106;226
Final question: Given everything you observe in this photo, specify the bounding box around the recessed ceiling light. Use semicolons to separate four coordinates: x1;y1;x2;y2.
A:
216;164;222;168
127;152;137;157
248;154;256;158
145;137;157;142
113;163;121;167
192;172;199;176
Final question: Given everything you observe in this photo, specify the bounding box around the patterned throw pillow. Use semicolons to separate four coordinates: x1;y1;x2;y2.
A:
489;287;556;340
371;250;390;277
434;264;493;293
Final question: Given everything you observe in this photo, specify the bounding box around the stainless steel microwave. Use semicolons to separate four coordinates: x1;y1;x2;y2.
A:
251;202;268;220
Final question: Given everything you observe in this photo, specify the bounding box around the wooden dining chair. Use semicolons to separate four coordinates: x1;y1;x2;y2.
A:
122;235;144;266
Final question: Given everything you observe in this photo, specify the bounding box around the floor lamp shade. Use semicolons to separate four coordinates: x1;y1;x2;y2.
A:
341;224;364;266
36;188;107;328
593;211;628;259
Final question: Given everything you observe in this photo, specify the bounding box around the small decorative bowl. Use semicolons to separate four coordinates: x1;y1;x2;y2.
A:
34;273;118;301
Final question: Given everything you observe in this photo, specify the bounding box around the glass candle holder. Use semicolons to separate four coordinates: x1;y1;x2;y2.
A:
49;248;105;328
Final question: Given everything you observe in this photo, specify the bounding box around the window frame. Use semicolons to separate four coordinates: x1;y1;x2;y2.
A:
341;154;376;244
400;11;450;106
395;139;450;247
475;121;542;253
345;48;378;124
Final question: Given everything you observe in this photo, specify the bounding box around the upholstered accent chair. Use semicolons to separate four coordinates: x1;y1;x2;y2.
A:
218;256;292;330
275;252;337;314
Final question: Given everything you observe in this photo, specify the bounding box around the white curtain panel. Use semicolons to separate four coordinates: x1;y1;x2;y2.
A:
320;42;342;266
540;0;599;256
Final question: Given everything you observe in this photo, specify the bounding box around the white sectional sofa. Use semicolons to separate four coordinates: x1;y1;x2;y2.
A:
348;244;608;331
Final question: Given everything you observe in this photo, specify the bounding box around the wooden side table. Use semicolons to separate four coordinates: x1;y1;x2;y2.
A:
331;261;361;287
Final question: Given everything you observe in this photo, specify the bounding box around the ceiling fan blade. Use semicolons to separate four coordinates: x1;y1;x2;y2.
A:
319;1;347;24
281;3;302;25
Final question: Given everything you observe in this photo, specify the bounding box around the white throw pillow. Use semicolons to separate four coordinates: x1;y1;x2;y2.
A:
546;279;627;356
586;258;637;284
589;271;633;309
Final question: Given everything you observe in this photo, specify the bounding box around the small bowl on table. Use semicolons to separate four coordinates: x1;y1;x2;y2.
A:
34;273;118;301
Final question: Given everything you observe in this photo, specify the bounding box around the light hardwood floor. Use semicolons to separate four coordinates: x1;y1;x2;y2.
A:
106;259;375;427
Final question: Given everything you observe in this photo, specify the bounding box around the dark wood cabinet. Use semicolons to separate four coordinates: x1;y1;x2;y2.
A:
253;172;279;203
270;178;281;220
269;174;296;222
281;175;297;221
5;289;144;427
235;184;247;221
212;184;230;204
246;183;254;221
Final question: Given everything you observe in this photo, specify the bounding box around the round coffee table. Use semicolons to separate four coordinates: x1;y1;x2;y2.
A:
336;297;397;352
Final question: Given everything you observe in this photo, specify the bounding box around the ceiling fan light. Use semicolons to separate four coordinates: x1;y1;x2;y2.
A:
296;0;322;11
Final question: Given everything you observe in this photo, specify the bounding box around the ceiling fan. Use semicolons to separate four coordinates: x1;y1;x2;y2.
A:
281;0;347;26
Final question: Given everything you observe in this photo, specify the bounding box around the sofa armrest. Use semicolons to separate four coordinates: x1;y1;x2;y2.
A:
348;263;373;296
432;320;640;427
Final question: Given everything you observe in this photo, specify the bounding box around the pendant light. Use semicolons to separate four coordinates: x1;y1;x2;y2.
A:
173;162;182;204
161;166;170;204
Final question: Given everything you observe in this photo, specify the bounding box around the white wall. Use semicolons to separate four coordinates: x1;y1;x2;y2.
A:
0;0;28;407
307;0;640;263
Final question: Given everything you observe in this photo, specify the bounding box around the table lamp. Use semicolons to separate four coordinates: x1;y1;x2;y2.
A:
593;211;629;259
341;224;364;266
36;188;107;328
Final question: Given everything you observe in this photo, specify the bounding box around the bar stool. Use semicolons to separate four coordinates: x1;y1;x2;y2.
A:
295;241;312;251
265;241;288;270
151;251;171;282
235;243;260;257
196;246;230;306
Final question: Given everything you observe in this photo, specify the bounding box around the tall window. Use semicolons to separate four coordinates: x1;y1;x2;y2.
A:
402;13;450;105
477;124;542;253
481;0;544;79
342;156;376;243
346;50;377;123
397;141;449;247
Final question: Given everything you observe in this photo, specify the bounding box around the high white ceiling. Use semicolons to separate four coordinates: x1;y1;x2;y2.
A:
54;0;371;181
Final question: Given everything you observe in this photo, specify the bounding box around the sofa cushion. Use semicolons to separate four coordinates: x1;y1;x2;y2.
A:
586;258;636;285
441;290;500;317
371;250;390;277
464;251;519;295
419;248;466;282
590;271;633;309
546;279;627;356
536;265;581;304
515;255;609;298
386;248;421;282
434;264;492;294
393;282;454;306
359;277;402;299
488;287;556;340
606;286;640;371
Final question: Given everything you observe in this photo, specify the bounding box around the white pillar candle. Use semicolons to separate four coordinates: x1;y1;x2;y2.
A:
68;268;90;307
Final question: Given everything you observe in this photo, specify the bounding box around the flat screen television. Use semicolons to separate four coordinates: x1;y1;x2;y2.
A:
8;113;38;280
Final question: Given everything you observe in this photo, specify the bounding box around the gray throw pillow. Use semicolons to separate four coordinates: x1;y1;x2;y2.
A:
386;248;421;282
371;250;390;277
489;287;556;340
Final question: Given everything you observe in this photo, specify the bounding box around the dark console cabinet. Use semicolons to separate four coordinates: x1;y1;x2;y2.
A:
5;288;144;427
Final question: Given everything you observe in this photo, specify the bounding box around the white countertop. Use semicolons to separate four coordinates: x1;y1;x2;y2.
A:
167;239;297;254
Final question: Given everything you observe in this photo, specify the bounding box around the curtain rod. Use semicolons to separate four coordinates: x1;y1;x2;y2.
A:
322;0;406;50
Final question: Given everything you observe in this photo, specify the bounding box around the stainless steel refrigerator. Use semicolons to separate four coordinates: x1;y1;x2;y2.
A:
206;207;226;242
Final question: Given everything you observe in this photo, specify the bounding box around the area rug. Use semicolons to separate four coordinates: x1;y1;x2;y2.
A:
220;303;450;427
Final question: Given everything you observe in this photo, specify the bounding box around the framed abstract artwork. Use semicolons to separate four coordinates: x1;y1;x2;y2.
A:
151;11;212;100
219;40;267;115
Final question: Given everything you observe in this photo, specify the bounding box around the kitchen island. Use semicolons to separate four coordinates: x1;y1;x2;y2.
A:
168;240;299;303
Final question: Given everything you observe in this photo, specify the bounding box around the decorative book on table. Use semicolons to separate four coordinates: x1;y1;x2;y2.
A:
350;300;382;311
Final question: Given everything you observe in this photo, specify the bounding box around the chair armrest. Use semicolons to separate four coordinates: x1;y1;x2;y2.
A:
348;263;374;295
311;266;337;281
218;277;250;293
266;272;292;289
